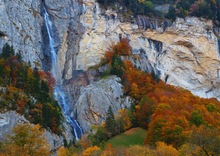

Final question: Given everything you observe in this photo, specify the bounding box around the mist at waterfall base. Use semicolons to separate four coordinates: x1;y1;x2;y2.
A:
42;3;83;141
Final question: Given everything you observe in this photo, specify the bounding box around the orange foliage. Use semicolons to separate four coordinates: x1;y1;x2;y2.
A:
44;71;56;91
79;134;90;149
100;39;220;148
123;60;220;148
156;142;179;156
37;71;46;80
103;38;131;65
122;60;155;100
104;51;114;64
101;144;119;156
82;146;101;156
38;71;55;92
16;99;27;114
51;116;57;133
57;147;67;156
118;109;132;130
144;82;220;147
109;38;131;56
30;103;43;119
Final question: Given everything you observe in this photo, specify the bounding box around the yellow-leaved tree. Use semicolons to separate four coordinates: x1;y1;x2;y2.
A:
1;123;50;156
82;146;101;156
118;109;132;131
156;142;179;156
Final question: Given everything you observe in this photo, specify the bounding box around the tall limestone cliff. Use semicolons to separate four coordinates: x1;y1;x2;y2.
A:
0;0;42;66
0;0;220;133
78;0;220;100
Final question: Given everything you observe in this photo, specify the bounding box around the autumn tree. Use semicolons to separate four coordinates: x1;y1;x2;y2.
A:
88;126;108;146
57;147;68;156
0;58;10;85
82;146;101;156
78;134;91;149
190;3;199;15
57;145;81;156
99;38;131;78
1;123;50;156
0;44;63;134
189;125;220;156
156;142;179;156
125;145;153;156
136;96;155;129
118;108;132;131
105;106;117;137
178;143;198;156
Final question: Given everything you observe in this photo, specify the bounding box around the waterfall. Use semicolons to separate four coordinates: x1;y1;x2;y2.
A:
42;3;83;141
218;39;220;55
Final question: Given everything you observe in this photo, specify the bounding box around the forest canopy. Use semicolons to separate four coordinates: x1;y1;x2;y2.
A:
86;38;220;155
97;0;220;22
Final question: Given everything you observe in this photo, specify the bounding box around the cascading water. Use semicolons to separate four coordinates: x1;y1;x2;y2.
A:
42;3;83;140
218;39;220;55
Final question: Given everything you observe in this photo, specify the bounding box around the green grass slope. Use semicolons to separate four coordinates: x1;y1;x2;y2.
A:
106;127;147;148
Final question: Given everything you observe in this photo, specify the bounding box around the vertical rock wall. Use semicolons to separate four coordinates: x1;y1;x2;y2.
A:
0;0;42;66
41;0;85;80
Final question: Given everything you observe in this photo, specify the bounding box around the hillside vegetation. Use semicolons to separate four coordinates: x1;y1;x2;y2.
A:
0;123;50;156
79;38;220;155
98;0;220;22
106;127;146;147
0;43;63;134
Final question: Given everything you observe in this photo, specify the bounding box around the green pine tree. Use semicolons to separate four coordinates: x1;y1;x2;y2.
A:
105;106;117;137
0;43;15;59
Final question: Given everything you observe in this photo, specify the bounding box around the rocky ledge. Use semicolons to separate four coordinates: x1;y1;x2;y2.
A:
0;111;74;152
73;76;131;133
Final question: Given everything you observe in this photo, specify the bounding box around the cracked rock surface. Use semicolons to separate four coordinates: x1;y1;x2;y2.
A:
0;111;73;152
73;76;131;132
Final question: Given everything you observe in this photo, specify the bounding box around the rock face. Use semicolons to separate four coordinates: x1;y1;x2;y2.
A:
0;0;42;66
73;76;131;133
0;111;28;140
146;18;220;99
77;0;171;70
0;111;73;151
0;0;84;75
41;0;84;78
77;0;220;100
